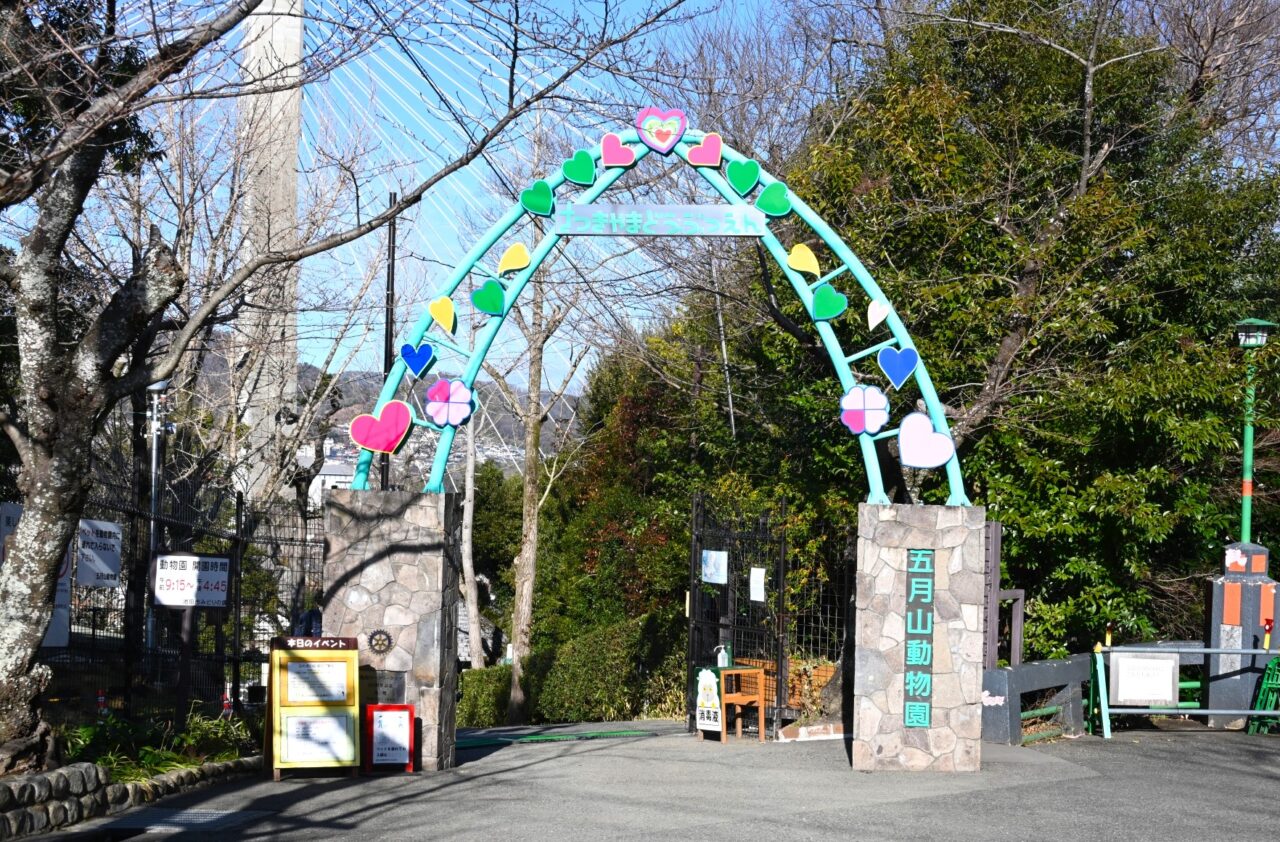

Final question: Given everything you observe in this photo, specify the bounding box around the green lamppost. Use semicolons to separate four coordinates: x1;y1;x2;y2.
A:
1234;318;1277;543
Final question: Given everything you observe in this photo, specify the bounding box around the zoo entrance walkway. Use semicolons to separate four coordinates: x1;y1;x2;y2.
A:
61;721;1279;841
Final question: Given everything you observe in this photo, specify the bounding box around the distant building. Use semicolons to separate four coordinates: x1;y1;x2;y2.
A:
309;461;354;508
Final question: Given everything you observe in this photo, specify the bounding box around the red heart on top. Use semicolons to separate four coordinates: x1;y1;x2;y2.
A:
349;400;413;454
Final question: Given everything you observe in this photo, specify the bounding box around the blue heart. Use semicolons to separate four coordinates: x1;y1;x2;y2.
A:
877;347;919;390
401;342;435;377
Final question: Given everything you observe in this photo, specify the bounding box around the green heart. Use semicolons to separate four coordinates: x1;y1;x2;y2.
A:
562;150;596;186
811;283;848;321
472;280;506;316
726;159;760;196
520;180;554;216
755;182;791;217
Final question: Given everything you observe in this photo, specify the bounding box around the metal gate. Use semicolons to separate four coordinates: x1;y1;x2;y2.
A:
686;495;787;735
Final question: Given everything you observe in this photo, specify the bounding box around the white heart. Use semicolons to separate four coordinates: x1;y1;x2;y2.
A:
867;300;891;330
898;412;955;469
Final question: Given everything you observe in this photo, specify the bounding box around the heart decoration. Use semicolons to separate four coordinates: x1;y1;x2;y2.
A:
898;412;956;469
867;300;891;330
601;133;636;168
400;342;435;377
787;243;820;276
425;379;474;427
687;133;723;167
877;346;919;389
635;107;687;154
562;150;596;186
755;182;792;217
840;385;890;435
472;280;506;316
811;283;848;321
726;159;760;196
520;180;554;216
497;242;530;276
349;400;414;454
428;296;456;333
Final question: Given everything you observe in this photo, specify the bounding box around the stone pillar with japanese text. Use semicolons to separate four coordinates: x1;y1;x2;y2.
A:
853;504;986;772
322;489;458;770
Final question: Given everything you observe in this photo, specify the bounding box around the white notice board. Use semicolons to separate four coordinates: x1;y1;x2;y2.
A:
372;709;412;765
286;660;350;704
153;554;229;607
281;712;356;764
1109;652;1180;706
75;519;122;588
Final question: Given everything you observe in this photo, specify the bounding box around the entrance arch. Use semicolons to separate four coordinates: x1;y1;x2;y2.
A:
347;109;969;506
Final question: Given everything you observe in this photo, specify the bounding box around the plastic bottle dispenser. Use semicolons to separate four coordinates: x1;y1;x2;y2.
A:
714;644;733;667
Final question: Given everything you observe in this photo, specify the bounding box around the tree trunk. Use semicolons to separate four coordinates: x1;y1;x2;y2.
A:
0;450;91;772
505;423;542;723
506;295;547;724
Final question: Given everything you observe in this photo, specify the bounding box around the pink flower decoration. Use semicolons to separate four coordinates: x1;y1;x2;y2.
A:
840;385;889;435
425;379;473;427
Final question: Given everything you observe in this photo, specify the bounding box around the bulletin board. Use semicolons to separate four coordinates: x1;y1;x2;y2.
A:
269;637;360;779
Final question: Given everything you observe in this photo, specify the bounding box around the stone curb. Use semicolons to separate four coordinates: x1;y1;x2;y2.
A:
0;756;263;839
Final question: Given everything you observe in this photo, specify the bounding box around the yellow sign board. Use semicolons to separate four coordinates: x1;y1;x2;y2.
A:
270;638;360;779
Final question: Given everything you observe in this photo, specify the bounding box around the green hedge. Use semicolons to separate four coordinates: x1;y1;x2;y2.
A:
536;611;683;723
457;612;685;726
457;664;512;728
457;650;555;727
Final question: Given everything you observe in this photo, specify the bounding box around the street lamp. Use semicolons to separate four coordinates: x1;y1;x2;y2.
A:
145;379;170;649
1234;319;1276;543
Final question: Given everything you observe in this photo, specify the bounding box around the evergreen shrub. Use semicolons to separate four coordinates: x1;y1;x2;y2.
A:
537;611;682;723
457;612;685;726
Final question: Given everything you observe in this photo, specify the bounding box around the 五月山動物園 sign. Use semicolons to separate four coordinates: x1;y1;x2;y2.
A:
904;548;936;728
555;204;767;237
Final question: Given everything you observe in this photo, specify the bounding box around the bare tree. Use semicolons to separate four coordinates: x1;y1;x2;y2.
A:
0;0;686;770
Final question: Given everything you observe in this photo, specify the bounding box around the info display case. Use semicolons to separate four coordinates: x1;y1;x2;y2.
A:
269;637;360;780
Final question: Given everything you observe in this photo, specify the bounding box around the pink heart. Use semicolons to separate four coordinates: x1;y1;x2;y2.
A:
635;107;687;154
898;412;956;469
687;133;723;167
601;133;636;168
349;400;413;454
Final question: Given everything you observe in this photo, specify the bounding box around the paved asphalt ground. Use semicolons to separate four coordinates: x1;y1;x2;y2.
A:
59;721;1280;841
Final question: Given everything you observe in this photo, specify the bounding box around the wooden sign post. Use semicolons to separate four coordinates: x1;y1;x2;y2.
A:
269;637;360;781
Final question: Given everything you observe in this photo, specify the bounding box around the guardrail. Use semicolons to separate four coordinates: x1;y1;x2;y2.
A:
982;655;1089;745
1089;644;1280;738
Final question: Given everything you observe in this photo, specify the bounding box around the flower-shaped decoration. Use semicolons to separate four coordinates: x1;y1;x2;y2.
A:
425;379;473;427
839;385;890;435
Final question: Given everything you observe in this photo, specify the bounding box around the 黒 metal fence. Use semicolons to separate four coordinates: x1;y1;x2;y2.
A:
35;479;323;728
686;496;855;735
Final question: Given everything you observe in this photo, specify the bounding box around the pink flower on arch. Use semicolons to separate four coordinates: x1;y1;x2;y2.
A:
840;385;890;435
425;379;473;427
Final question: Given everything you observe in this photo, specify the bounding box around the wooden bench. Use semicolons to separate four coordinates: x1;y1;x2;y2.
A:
696;666;765;743
734;657;837;710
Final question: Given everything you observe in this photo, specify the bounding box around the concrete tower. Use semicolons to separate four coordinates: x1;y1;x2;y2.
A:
238;0;304;500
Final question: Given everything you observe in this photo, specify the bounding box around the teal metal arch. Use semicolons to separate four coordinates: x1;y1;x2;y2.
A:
351;128;970;506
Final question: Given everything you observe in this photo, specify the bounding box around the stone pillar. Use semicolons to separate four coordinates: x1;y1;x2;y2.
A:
1206;542;1277;729
322;489;458;770
853;504;986;772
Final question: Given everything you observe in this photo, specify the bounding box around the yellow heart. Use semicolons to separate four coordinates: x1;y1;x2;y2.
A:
497;242;531;276
787;243;820;276
429;296;456;333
